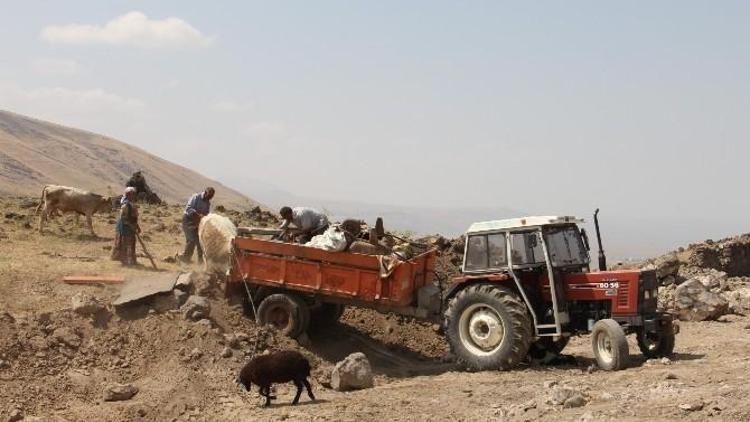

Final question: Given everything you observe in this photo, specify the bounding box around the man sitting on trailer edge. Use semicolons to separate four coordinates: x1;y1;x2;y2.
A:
278;206;329;243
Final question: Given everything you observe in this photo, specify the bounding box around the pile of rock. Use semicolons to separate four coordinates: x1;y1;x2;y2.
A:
645;234;750;321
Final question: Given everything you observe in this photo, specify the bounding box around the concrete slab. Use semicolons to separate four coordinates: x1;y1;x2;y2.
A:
113;272;190;306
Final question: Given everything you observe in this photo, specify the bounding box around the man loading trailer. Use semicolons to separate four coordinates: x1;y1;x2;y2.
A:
278;206;329;243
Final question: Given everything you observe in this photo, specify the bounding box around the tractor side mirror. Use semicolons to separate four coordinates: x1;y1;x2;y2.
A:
528;234;538;247
580;228;591;251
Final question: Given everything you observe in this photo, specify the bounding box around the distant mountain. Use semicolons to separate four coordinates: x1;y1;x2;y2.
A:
0;110;259;209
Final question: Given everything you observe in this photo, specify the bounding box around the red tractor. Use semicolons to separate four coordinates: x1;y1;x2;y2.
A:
444;211;677;370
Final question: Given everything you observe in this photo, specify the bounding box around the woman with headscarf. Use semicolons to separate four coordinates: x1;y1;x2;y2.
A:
111;187;141;266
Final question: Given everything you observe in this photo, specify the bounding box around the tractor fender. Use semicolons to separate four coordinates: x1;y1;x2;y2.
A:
443;272;515;303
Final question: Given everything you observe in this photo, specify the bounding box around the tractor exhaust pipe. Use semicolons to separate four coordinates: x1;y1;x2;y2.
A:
594;209;607;271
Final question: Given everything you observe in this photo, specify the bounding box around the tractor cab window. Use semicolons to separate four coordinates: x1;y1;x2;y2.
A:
465;235;488;271
487;234;507;267
510;232;545;266
465;233;507;272
545;225;590;267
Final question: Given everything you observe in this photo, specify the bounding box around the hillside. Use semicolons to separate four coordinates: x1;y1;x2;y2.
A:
0;110;258;209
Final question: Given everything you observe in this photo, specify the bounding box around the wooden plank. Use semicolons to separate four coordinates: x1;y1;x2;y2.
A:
63;276;124;285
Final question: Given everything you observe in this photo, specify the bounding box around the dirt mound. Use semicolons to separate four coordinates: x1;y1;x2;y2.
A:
0;278;320;421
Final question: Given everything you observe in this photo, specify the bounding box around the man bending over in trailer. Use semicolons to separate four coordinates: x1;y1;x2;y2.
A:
278;206;329;244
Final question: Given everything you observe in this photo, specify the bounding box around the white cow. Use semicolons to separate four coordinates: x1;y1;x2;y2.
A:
36;185;112;235
198;213;238;273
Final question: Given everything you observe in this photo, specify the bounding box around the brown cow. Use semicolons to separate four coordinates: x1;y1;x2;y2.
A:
36;185;112;235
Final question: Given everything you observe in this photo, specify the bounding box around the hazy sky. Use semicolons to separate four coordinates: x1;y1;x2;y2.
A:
1;1;749;257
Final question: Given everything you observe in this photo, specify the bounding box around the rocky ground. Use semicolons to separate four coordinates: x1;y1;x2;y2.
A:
2;196;750;421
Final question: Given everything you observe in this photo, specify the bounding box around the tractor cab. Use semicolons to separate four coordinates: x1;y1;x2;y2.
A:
462;216;591;274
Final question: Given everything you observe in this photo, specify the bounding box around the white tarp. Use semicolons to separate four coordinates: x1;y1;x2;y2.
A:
306;226;348;252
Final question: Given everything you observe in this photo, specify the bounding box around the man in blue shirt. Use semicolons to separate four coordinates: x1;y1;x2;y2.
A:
180;187;215;263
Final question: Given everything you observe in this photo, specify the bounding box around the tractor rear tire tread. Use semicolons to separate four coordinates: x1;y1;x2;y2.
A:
637;323;676;359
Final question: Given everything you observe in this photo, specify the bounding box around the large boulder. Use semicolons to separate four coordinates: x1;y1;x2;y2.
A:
331;352;374;391
674;279;729;321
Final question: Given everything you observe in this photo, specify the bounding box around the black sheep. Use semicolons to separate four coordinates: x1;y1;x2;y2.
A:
237;350;316;407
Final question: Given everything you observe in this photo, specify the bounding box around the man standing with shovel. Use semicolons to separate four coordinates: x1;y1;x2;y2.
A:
180;187;215;264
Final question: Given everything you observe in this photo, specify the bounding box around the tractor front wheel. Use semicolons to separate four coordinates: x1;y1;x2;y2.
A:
591;319;629;370
637;322;675;359
444;284;532;371
256;293;310;338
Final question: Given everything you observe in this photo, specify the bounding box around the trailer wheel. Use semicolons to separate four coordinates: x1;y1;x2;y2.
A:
256;293;310;338
310;303;345;328
636;323;675;359
444;284;532;371
591;319;629;370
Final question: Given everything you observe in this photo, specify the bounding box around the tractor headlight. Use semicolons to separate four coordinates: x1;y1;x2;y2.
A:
644;290;651;299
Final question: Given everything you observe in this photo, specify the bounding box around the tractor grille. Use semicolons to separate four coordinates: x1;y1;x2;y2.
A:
617;280;629;307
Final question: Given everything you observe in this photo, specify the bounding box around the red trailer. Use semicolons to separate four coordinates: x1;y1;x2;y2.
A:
227;236;440;338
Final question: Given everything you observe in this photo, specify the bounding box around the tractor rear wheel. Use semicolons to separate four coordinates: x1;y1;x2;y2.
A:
636;322;675;359
444;284;532;371
256;293;310;338
591;319;629;370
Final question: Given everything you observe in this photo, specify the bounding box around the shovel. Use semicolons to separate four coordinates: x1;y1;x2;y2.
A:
136;232;158;270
